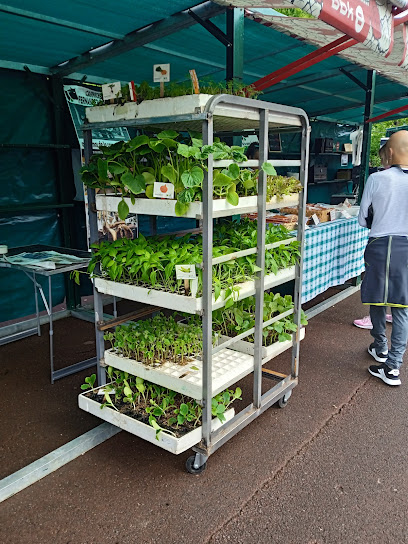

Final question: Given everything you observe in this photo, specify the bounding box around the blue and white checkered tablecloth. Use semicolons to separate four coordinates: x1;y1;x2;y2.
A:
300;217;369;304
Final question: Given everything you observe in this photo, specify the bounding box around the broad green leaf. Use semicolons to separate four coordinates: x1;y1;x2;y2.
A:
123;386;133;397
142;171;155;184
214;282;221;301
108;162;126;175
226;191;239;206
191;137;203;147
159;138;177;149
122;173;145;194
97;158;108;180
224;297;234;309
213;172;234;187
157;130;179;139
177;143;190;158
181;166;204;188
175;201;190;216
180;403;189;416
145;184;154;199
262;162;277;176
228;163;240;180
117;199;129;220
161;164;177;183
127;135;149;150
177;188;195;203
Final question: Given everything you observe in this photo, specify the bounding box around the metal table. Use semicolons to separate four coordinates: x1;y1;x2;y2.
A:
0;245;96;383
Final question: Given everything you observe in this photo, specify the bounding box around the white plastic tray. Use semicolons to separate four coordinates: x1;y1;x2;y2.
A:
85;94;303;130
219;327;306;359
79;386;234;455
95;193;300;220
94;267;296;314
104;348;254;400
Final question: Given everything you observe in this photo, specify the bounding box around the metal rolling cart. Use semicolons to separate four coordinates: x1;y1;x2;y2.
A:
81;94;309;473
0;245;96;383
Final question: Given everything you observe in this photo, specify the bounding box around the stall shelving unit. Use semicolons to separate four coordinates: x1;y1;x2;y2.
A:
81;94;309;473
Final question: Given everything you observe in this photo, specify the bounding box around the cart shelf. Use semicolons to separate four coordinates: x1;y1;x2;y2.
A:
79;385;234;455
85;94;303;133
94;267;296;315
103;328;303;400
95;193;300;220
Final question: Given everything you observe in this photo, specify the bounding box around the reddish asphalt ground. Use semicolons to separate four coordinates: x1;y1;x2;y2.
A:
1;291;408;544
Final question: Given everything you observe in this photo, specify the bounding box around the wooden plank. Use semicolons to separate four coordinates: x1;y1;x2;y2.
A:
262;368;287;379
97;306;161;331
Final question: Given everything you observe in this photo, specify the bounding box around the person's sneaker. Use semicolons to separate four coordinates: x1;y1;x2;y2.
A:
368;363;401;386
368;343;388;363
386;314;393;323
353;316;373;329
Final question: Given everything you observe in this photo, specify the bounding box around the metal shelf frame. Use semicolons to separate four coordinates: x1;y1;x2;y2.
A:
81;94;310;470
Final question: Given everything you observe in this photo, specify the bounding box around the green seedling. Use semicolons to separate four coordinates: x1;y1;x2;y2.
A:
81;374;96;391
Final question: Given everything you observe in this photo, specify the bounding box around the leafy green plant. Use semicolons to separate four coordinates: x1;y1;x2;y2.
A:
104;313;204;366
80;133;299;219
213;292;308;346
88;220;300;302
80;374;96;390
82;369;242;438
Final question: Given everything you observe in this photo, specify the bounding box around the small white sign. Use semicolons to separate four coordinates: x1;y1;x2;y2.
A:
176;264;197;280
330;210;337;221
341;210;352;219
153;182;174;199
311;213;320;225
102;82;121;101
153;64;170;82
341;154;349;166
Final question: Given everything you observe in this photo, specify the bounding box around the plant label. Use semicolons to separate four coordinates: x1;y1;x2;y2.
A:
153;64;170;82
102;82;121;101
330;210;337;221
176;265;197;280
341;209;352;219
129;81;137;102
311;213;320;225
153;182;174;199
341;153;348;166
189;69;200;94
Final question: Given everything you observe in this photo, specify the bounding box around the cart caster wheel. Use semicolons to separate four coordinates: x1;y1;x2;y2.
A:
278;391;292;408
186;455;207;474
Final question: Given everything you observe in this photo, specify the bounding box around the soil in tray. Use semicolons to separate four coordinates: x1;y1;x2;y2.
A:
86;392;200;438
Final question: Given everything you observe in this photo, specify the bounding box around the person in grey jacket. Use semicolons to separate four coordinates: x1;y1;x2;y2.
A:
358;130;408;386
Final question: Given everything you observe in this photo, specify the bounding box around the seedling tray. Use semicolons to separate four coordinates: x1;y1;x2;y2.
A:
85;94;302;132
94;267;296;315
79;385;234;455
104;348;255;400
95;193;301;220
219;327;306;360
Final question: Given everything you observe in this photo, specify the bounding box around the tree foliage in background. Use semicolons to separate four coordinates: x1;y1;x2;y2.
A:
370;118;408;166
275;8;314;18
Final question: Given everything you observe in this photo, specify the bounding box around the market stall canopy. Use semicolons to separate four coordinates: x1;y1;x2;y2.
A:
0;1;407;123
213;0;408;85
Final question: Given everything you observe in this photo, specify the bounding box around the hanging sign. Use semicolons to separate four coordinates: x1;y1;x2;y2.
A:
292;0;394;57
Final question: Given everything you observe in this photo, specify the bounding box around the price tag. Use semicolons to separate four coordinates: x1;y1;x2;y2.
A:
176;265;197;280
153;182;175;199
153;64;170;82
311;213;320;225
341;210;352;219
102;82;121;101
330;210;337;221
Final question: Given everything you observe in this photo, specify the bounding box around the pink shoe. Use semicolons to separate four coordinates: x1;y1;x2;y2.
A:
353;316;372;329
386;314;392;323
